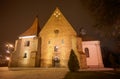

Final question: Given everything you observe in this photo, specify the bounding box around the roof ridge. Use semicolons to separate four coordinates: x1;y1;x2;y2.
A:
20;17;40;37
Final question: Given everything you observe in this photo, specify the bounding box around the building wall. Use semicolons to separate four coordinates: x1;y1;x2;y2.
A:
40;30;77;67
82;41;104;68
10;8;86;68
77;38;87;69
10;37;38;67
9;39;22;67
39;8;80;68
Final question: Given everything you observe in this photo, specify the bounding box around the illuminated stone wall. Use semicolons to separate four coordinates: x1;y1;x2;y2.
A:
10;37;38;67
82;41;104;68
10;8;89;69
39;8;79;67
9;39;21;67
77;37;87;69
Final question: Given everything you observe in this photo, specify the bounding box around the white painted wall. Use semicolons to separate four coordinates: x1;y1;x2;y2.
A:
82;41;104;68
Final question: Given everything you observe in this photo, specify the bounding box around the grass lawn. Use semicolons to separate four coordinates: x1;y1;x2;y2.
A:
63;71;120;79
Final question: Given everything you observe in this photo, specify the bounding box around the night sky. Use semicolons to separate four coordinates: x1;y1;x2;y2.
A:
0;0;95;42
0;0;120;54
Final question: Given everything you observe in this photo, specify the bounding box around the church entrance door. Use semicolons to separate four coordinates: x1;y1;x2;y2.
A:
52;56;60;67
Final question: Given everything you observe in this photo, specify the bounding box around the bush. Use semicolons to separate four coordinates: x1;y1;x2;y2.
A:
68;49;80;72
109;53;119;69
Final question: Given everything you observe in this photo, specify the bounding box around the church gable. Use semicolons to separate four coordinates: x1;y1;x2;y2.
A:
40;8;76;36
39;8;79;67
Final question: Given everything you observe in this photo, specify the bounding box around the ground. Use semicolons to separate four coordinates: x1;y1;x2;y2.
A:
0;67;120;79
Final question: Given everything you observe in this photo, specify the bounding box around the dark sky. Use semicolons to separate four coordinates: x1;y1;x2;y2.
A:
0;0;95;44
2;0;120;54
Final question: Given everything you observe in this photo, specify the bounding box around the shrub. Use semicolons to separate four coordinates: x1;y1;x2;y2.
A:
68;49;80;72
109;53;119;70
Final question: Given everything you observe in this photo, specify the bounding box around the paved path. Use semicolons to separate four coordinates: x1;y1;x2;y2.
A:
0;67;67;79
0;67;114;79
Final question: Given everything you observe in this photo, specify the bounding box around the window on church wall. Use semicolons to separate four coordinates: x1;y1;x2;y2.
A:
61;39;64;44
48;40;50;44
84;48;90;57
54;29;59;34
23;53;27;58
24;41;30;47
54;46;58;52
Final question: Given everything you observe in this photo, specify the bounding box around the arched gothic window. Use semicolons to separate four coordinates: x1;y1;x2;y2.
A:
23;53;27;58
54;46;58;52
24;41;30;47
84;48;89;57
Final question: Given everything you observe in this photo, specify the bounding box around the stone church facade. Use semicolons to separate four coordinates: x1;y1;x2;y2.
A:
9;8;104;69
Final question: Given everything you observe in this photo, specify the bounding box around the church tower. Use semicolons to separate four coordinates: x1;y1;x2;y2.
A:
10;17;40;67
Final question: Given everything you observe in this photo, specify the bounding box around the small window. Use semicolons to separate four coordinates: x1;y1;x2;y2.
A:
23;53;27;58
85;48;89;57
54;29;59;34
61;39;64;44
48;41;50;44
54;46;58;52
24;41;30;46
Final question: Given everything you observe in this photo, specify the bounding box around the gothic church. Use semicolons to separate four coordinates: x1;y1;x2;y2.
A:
9;8;104;69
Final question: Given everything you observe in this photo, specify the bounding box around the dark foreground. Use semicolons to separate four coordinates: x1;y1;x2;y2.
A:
0;67;120;79
64;71;120;79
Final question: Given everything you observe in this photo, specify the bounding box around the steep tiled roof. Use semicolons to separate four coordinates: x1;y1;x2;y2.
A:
20;17;40;37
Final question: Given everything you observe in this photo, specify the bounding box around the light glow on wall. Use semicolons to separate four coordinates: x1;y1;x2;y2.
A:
6;50;10;53
6;57;10;60
19;35;36;39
